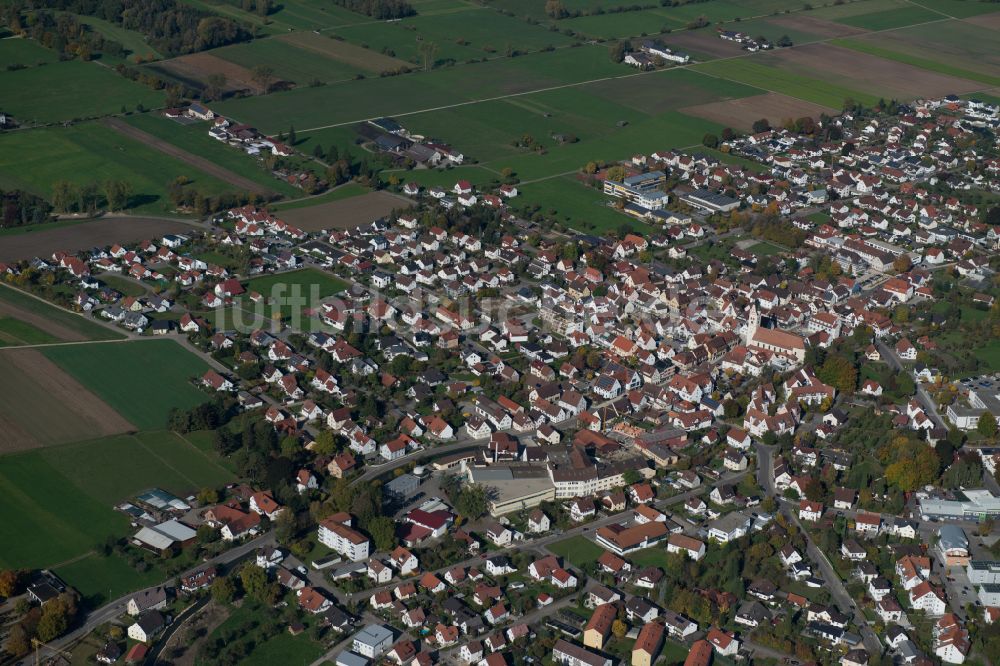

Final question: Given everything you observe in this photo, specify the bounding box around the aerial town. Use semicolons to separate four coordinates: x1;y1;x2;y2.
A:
2;1;1000;666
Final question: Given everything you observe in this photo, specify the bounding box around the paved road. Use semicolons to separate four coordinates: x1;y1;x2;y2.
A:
778;500;882;655
876;339;945;429
27;533;275;663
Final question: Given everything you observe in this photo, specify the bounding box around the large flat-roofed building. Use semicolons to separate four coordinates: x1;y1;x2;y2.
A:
680;189;740;213
603;171;669;209
979;583;1000;607
595;521;669;555
919;489;1000;521
968;561;1000;585
467;465;556;515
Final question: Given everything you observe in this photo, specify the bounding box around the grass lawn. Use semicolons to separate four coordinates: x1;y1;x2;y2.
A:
0;59;164;125
0;122;243;215
516;176;652;235
747;241;784;257
99;274;147;297
0;429;235;571
0;316;60;345
206;602;324;666
0;285;124;341
629;547;673;569
547;535;605;568
123;113;301;198
42;339;210;430
243;268;350;320
55;551;167;607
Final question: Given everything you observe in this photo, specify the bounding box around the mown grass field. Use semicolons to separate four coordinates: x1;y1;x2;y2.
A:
214;46;633;133
0;317;59;346
692;58;879;108
0;59;164;124
833;6;943;30
0;122;241;214
0;37;60;66
332;10;575;65
212;37;366;84
123;112;301;197
0;430;234;576
547;535;606;568
241;268;349;321
831;38;1000;87
42;339;211;431
0;286;123;341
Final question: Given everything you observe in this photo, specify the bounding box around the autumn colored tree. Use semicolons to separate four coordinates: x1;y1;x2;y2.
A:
611;619;628;639
0;569;23;597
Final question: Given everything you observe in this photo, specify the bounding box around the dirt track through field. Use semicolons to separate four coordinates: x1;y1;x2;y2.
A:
0;348;134;452
0;299;87;342
103;118;274;196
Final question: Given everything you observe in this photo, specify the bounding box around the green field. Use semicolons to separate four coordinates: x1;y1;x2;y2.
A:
242;268;349;321
0;430;235;573
213;37;365;84
123;112;301;197
270;182;370;211
206;603;325;666
182;0;368;32
0;285;124;341
214;46;633;134
692;59;879;109
332;10;574;65
0;316;60;346
832;6;943;30
42;339;211;430
0;122;243;214
909;0;1000;17
547;535;606;568
518;176;650;234
0;37;60;66
831;38;1000;87
0;59;165;125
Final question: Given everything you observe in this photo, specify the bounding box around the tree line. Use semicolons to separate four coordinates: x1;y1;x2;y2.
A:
13;0;251;57
332;0;415;20
1;189;53;228
51;179;132;213
2;6;131;61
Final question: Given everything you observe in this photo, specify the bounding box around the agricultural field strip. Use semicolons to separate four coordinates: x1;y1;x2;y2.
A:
264;9;962;138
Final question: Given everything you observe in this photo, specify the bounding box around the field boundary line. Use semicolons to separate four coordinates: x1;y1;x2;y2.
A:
131;434;204;491
172;431;237;480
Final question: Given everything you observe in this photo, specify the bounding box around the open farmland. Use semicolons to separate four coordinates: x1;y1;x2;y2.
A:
276;32;412;74
692;57;876;109
680;92;836;131
767;43;987;101
148;52;265;95
331;10;575;65
0;37;60;66
104;118;277;196
0;216;194;263
0;123;244;216
212;38;363;86
0;430;235;570
42;339;211;431
277;191;410;231
830;20;1000;85
0;286;123;341
213;46;632;133
122;113;300;197
0;348;135;452
0;59;165;125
